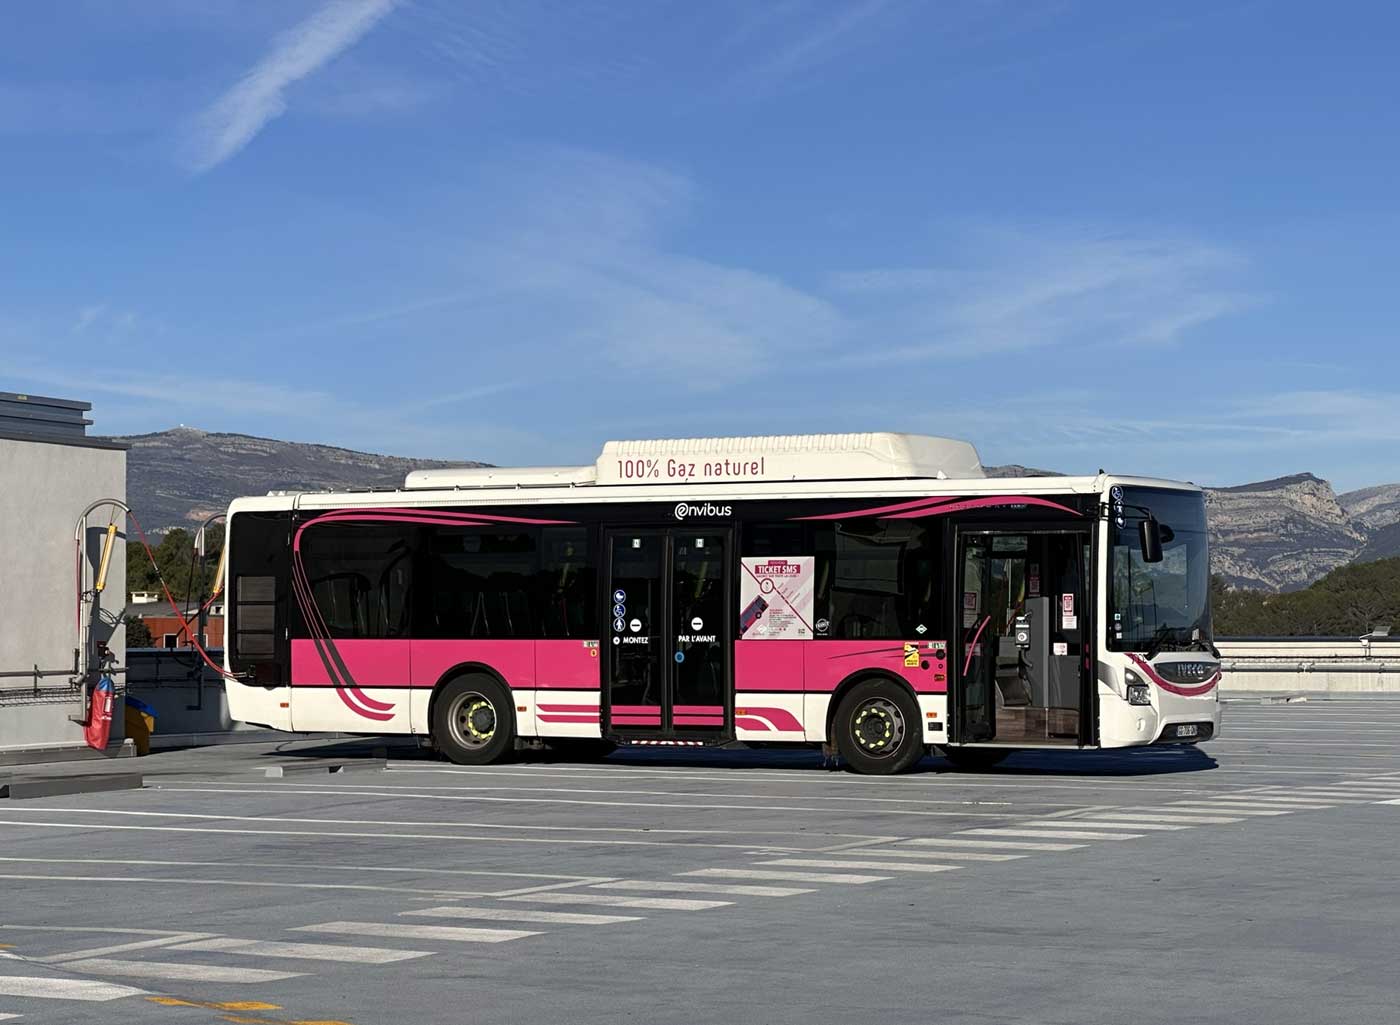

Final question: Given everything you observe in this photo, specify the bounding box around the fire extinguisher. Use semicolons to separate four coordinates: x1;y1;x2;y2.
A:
84;675;115;751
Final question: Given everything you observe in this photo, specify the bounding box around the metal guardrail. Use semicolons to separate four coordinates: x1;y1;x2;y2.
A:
1222;659;1400;674
126;648;225;711
0;650;80;695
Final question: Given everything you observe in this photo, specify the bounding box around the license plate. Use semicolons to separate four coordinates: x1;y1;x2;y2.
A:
1176;724;1198;738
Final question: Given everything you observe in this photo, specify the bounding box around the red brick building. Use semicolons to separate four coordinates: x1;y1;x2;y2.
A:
126;594;224;649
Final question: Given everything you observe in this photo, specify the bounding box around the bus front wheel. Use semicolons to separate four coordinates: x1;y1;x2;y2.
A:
833;680;924;775
433;674;515;766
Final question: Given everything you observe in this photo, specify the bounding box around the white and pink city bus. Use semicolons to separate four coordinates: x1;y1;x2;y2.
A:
224;433;1220;774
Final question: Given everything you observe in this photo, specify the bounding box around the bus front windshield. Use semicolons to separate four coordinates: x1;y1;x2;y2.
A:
1108;486;1213;654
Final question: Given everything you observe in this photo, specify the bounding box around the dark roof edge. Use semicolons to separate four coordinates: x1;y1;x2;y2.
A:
0;391;93;411
0;429;129;452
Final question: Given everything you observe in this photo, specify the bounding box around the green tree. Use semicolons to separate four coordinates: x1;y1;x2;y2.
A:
125;618;154;648
125;523;225;603
1213;558;1400;637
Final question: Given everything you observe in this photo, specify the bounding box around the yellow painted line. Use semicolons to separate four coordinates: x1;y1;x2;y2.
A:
218;1018;354;1025
146;996;282;1011
218;1004;283;1012
0;943;14;949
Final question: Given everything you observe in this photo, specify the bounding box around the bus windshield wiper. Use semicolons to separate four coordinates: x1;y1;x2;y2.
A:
1181;635;1221;658
1144;625;1181;661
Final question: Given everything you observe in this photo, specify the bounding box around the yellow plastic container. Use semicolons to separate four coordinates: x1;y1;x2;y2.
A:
124;703;155;756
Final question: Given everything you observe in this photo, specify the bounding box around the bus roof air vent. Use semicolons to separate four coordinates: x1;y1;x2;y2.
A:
405;465;599;489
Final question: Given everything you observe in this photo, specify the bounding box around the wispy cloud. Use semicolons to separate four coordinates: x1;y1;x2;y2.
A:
455;149;843;387
3;358;342;420
722;0;905;94
255;151;1253;395
830;226;1261;362
73;305;106;333
184;0;398;172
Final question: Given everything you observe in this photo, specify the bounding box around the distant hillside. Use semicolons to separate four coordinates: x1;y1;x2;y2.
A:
104;427;483;532
1204;473;1366;591
983;464;1064;478
1340;483;1400;532
99;427;1400;592
1214;555;1400;637
1354;520;1400;565
985;465;1396;592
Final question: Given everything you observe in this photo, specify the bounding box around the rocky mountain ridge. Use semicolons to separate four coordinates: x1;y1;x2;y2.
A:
1204;473;1371;590
103;427;482;533
107;428;1399;592
1340;483;1400;531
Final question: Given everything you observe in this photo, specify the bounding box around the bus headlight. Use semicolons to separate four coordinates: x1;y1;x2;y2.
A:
1125;669;1151;705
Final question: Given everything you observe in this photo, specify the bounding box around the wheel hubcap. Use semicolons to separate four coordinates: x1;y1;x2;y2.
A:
450;692;497;750
852;698;905;757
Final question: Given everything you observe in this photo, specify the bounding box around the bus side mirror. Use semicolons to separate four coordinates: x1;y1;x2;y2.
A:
1139;519;1163;563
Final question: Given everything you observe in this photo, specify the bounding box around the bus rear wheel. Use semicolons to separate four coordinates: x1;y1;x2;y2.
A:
433;674;514;766
833;680;924;775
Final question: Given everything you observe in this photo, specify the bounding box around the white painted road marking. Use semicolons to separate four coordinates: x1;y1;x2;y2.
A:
0;818;784;854
591;880;816;897
899;837;1086;851
1074;812;1243;824
0;870;487;900
1066;820;1192;831
958;828;1145;840
59;958;303;983
0;976;144;1002
502;892;732;911
0;855;591;886
1202;797;1337;808
682;868;889;884
38;933;216;964
293;921;539;944
1162;804;1292;816
404;906;641;925
1257;790;1390;802
842;848;1026;862
168;937;432;963
758;858;961;874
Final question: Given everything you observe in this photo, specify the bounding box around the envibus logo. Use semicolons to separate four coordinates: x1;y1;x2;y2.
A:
673;502;733;520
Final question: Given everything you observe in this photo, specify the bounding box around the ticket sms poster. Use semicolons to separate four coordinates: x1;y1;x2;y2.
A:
739;557;815;640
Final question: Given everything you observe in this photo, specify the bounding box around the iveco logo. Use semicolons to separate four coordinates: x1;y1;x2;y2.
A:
673;502;732;520
1159;661;1217;682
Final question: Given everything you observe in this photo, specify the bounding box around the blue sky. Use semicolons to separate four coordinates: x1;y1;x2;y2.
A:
2;1;1397;490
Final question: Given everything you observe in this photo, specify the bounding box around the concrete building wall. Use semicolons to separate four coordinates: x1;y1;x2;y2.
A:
0;435;127;756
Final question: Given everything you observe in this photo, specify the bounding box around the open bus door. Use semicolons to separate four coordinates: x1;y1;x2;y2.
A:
954;528;1092;747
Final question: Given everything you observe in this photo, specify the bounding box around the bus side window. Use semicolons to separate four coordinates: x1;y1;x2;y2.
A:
228;509;290;685
814;520;938;639
420;527;539;639
300;524;414;640
539;526;596;638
